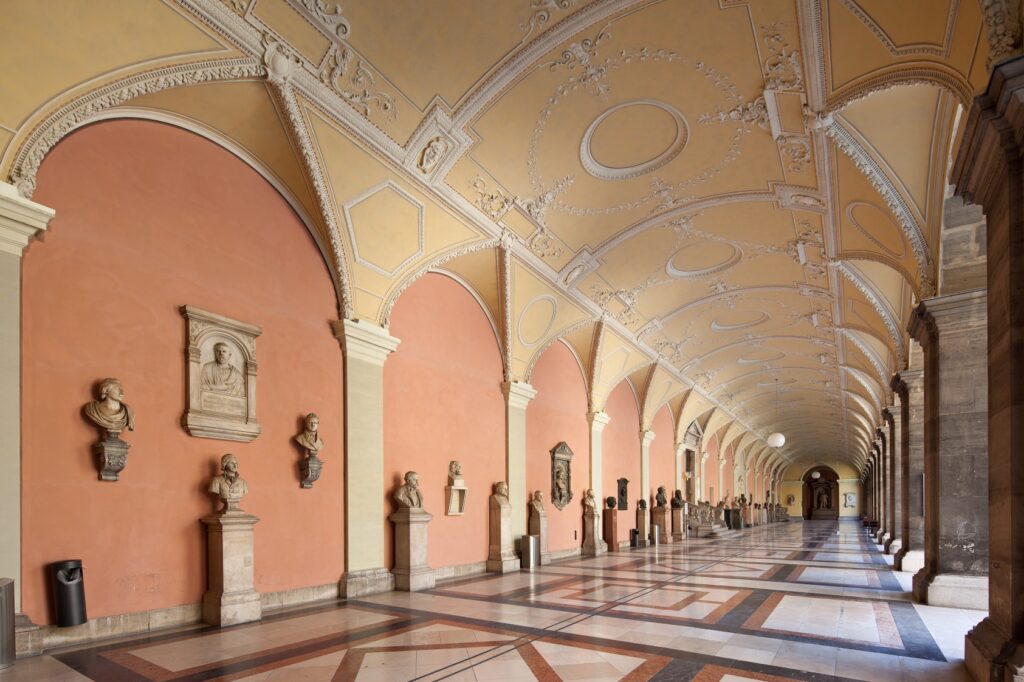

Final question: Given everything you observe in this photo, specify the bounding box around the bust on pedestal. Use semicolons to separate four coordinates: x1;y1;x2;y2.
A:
445;460;467;515
390;471;435;591
487;482;520;573
603;496;619;552
202;453;261;626
670;489;685;541
651;486;669;544
528;490;550;565
581;489;607;556
83;378;134;481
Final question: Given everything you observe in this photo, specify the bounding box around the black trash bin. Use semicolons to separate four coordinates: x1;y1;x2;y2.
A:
49;560;87;627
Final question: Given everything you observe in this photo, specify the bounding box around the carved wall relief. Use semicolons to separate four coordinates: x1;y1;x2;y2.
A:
182;306;262;442
617;477;629;511
550;442;573;510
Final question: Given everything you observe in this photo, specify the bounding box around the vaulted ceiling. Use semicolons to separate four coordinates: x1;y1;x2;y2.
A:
0;0;994;474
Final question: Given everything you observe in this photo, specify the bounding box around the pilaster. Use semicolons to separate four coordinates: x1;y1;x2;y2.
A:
875;431;888;544
883;407;901;555
908;290;989;609
950;56;1024;682
675;443;686;499
897;343;926;574
0;181;54;624
640;429;655;507
332;318;400;598
503;381;537;541
587;411;610;554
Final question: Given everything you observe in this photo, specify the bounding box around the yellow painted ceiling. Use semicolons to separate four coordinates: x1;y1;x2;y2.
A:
2;0;992;471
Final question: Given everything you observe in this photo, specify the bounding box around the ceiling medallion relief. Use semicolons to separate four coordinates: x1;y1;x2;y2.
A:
710;312;771;332
844;200;907;259
579;99;689;181
665;241;742;278
517;295;559;347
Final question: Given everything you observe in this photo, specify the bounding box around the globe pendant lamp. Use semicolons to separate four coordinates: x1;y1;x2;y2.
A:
766;378;786;448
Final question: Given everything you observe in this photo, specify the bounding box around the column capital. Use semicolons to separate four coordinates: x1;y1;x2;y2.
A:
502;380;537;409
918;289;988;333
674;442;687;456
332;318;400;366
0;181;54;256
588;411;611;430
639;429;656;447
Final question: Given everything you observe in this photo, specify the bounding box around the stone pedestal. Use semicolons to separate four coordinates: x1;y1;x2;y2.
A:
487;495;519;573
728;508;741;529
651;507;669;544
446;483;467;515
390;508;435;591
602;508;618;552
635;508;649;547
528;509;550;565
909;291;989;609
671;507;684;541
742;506;752;526
94;433;129;482
201;512;261;626
583;508;606;556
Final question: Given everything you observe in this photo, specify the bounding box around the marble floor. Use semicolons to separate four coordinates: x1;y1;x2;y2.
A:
1;520;986;681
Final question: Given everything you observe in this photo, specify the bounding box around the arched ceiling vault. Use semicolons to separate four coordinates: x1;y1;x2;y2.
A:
2;0;995;474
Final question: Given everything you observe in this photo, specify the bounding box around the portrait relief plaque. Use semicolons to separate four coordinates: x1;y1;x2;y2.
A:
182;305;262;442
550;442;573;510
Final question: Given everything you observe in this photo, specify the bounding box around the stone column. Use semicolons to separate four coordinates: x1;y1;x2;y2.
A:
896;345;926;573
587;411;610;541
0;182;53;649
675;443;685;498
883;407;902;555
503;381;536;541
201;512;261;626
950;58;1024;681
333;319;399;598
908;291;988;609
875;431;888;544
891;375;911;567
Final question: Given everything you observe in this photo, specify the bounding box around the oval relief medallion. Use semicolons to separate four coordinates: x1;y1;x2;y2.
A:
580;99;689;181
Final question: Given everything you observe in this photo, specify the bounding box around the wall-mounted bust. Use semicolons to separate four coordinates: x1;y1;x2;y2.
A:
83;378;134;433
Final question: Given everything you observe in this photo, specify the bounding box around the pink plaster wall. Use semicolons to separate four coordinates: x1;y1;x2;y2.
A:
22;120;345;625
702;434;720;502
526;342;589;553
602;381;641;540
649;406;675;506
383;273;504;570
722;443;735;503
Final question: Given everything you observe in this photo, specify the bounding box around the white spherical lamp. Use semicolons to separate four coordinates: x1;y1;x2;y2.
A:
766;432;786;448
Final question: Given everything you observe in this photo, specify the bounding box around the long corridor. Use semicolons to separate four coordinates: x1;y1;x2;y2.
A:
3;520;984;681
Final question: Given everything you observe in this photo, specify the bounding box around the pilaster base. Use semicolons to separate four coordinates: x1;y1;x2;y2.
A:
915;572;988;610
14;614;42;658
202;589;261;627
966;617;1024;682
392;566;435;592
901;549;925;573
486;555;520;574
340;568;395;598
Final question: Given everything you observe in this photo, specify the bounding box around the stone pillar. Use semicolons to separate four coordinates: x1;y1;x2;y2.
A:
201;512;261;626
503;381;536;542
0;181;53;649
908;291;989;609
883;407;902;555
891;376;911;566
950;58;1024;681
896;344;926;573
587;411;610;544
390;508;434;591
333;319;399;598
876;431;888;544
675;443;685;498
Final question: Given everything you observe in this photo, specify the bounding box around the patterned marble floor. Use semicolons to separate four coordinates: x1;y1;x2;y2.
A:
1;520;985;681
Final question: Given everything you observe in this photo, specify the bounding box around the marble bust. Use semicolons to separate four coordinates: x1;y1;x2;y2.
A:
448;460;464;486
83;378;134;433
295;413;323;454
492;481;509;503
394;471;424;508
655;486;668;507
638;498;648;511
209;453;248;513
606;496;617;509
201;342;245;396
671;489;684;508
530;490;546;515
583;488;597;512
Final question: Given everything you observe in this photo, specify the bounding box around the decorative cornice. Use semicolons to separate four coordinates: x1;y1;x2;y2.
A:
503;380;538;410
332;318;400;366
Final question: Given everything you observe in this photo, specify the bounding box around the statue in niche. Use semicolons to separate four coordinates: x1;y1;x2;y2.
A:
617;477;629;511
84;378;135;432
296;413;324;489
671;490;684;508
815;485;831;510
655;486;668;507
209;453;248;513
394;471;424;509
606;496;617;509
201;342;245;397
83;378;135;481
550;442;573;510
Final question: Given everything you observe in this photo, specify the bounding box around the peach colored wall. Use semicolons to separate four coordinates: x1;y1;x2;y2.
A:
649;406;675;506
602;381;641;539
526;341;589;553
703;434;719;502
22;120;345;625
722;443;735;502
384;273;504;570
